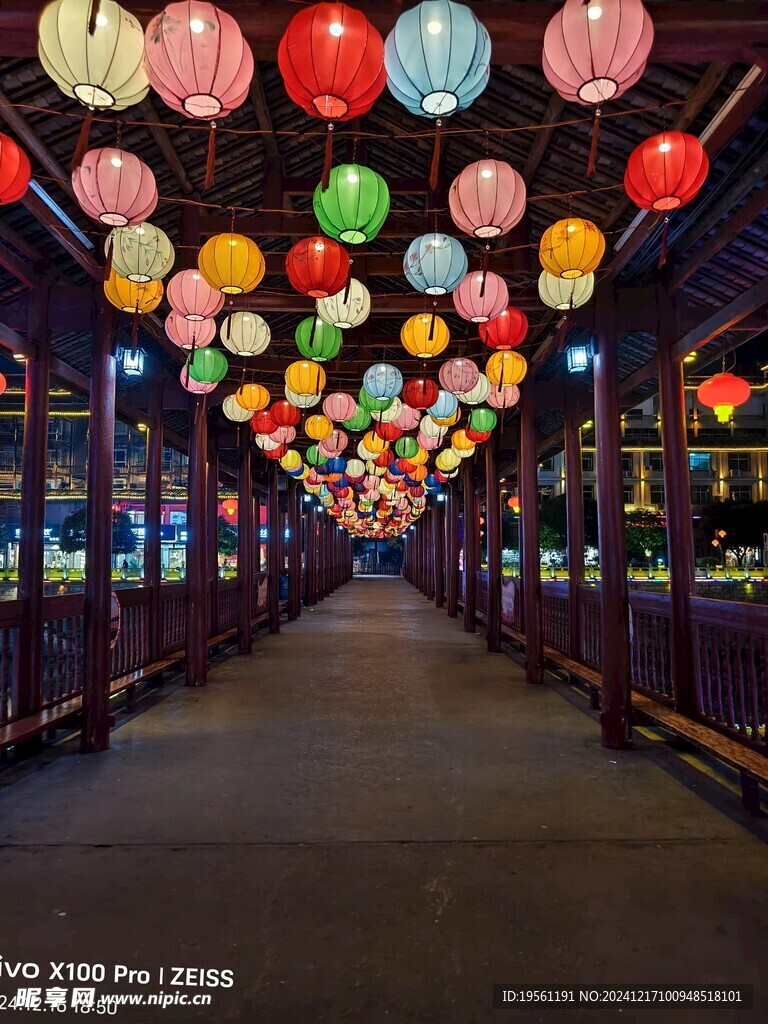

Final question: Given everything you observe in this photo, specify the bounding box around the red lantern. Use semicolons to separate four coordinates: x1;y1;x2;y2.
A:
374;421;402;443
264;443;288;460
270;400;302;428
465;427;492;444
251;409;277;434
285;237;350;298
0;372;6;397
0;135;30;204
696;372;751;424
624;132;709;212
278;2;385;122
372;450;391;468
479;307;528;350
402;378;439;410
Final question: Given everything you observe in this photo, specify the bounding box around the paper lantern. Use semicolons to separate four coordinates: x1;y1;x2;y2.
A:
696;372;751;424
187;347;228;384
455;372;490;406
252;409;277;434
400;314;450;359
221;312;271;357
294;316;343;363
272;400;302;428
235;383;270;411
362;430;388;455
624;131;709;212
316;280;371;331
280;449;303;473
362;363;403;400
144;1;253;119
486;351;527;388
469;407;497;433
271;425;297;445
181;365;216;394
393;403;421;431
375;421;402;443
395;436;420;460
453;271;508;323
431;406;460;427
198;233;265;294
320;429;349;456
106;222;174;282
358;387;392;413
451;429;475;456
538;270;595;310
278;2;386;121
72;147;157;226
0;135;31;205
343;404;372;432
403;233;467;295
507;493;521;513
39;0;149;111
370;397;402;423
323;392;357;422
436;448;461;472
402;378;439;411
486;382;520;410
384;0;491;118
286;237;350;298
449;159;525;239
543;0;653;106
479;306;527;350
539;217;605;279
314;165;389;244
166;269;225;321
285;360;326;396
285;386;322;409
222;394;252;422
439;357;478;394
104;270;162;313
306;414;334;441
165;311;215;351
420;415;447;440
428;390;458;421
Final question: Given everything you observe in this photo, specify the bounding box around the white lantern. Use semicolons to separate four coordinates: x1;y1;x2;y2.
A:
222;394;253;423
370;397;402;423
106;222;174;282
456;373;490;406
538;270;595;311
284;385;322;409
221;312;271;357
316;279;371;330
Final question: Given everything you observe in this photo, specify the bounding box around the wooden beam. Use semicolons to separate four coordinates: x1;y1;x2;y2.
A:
0;242;35;288
250;64;280;159
522;91;566;188
284;176;429;196
671;275;768;360
137;98;194;194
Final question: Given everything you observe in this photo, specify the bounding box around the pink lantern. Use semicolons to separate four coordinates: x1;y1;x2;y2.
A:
180;366;216;394
319;429;348;457
166;269;225;322
543;0;654;106
487;382;521;410
323;392;357;422
453;271;508;323
72;148;157;227
448;160;526;239
393;404;421;431
418;431;442;451
439;357;480;395
165;311;215;350
269;426;296;444
144;2;254;120
306;468;321;486
363;475;379;492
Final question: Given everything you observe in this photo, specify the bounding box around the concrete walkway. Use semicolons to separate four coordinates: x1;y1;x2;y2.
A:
0;579;766;1022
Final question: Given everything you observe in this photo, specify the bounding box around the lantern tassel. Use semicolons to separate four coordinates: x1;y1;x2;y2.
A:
428;311;436;342
103;234;114;283
88;0;101;36
71;111;94;173
479;246;490;298
658;216;670;268
321;126;333;192
204;123;216;191
586;109;601;179
308;315;318;355
429;118;443;192
343;272;351;305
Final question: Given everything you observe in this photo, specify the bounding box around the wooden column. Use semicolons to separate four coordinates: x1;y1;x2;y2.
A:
267;462;280;632
144;372;163;663
485;436;502;653
237;426;253;653
446;483;459;617
462;455;477;633
657;285;697;715
185;397;208;686
520;389;543;684
287;481;300;620
433;498;445;608
317;511;325;601
207;436;219;637
13;282;50;722
81;293;116;751
307;505;317;605
295;485;304;613
593;289;631;748
564;390;585;662
424;509;433;599
324;513;332;596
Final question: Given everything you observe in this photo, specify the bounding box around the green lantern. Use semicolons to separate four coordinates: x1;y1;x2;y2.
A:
342;404;372;432
395;436;419;459
306;444;329;467
313;163;390;245
358;386;392;414
295;316;342;362
187;347;228;384
469;407;498;433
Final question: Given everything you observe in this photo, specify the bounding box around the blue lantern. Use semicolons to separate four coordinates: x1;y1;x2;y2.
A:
428;389;458;420
362;363;403;400
565;326;594;374
403;233;467;295
327;456;347;474
384;0;491;119
423;474;440;493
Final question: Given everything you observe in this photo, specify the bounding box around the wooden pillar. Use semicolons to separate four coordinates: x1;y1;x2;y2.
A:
317;511;325;601
145;372;163;662
657;285;697;716
424;509;433;599
564;390;585;662
446;483;459;617
485;436;502;653
267;462;280;633
307;505;317;605
185;397;208;686
81;293;116;751
520;389;543;683
462;455;477;633
13;282;50;722
237;426;253;653
287;481;300;620
207;436;219;637
593;289;631;748
433;498;445;608
324;513;332;596
295;485;304;613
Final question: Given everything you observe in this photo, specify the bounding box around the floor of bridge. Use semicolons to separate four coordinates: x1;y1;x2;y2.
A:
1;579;766;1022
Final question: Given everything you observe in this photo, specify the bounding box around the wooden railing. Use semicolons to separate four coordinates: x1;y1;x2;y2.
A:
42;594;85;708
541;580;569;654
629;591;673;701
110;588;151;679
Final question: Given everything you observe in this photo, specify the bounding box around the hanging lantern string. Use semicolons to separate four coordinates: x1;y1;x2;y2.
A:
87;0;102;36
658;214;671;269
586;106;601;179
321;123;334;192
429;117;443;193
204;121;218;192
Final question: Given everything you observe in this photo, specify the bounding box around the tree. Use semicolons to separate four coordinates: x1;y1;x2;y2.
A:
59;508;138;556
624;509;667;564
538;493;599;550
112;510;138;556
697;500;768;566
539;522;563;555
217;514;237;557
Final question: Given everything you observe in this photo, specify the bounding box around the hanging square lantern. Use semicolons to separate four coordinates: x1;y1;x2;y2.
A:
565;326;594;373
121;346;145;376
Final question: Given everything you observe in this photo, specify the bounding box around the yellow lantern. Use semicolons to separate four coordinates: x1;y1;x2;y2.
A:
235;383;270;411
305;414;333;440
103;269;162;313
280;449;303;472
285;360;326;396
539;217;605;280
436;449;461;472
198;232;265;295
451;428;475;453
486;351;527;388
362;430;388;454
409;446;429;467
400;313;450;359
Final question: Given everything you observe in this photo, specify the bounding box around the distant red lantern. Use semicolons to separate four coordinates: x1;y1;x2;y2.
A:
696;372;751;424
625;131;709;212
507;493;520;513
251;409;277;435
0;372;6;397
0;135;30;204
270;400;302;428
401;378;439;410
479;307;528;350
220;499;238;519
285;237;350;298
